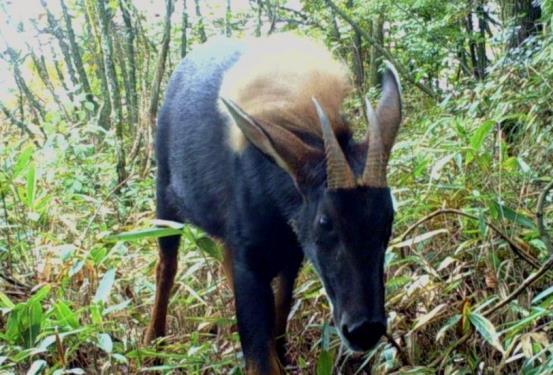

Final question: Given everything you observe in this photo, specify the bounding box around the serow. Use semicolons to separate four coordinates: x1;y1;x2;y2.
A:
145;34;402;375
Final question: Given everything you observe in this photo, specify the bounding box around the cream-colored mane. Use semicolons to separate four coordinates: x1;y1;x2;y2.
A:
219;34;353;152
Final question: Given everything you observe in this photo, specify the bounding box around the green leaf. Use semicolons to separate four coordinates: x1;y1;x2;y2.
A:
491;201;536;229
105;227;182;242
478;209;487;236
29;285;51;304
93;269;116;303
321;323;331;351
26;162;36;208
316;350;333;375
97;333;113;354
470;120;495;150
468;312;504;353
0;291;15;309
54;300;79;328
13;145;34;177
26;302;44;348
195;236;222;261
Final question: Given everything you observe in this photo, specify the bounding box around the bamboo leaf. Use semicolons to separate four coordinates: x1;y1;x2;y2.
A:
26;162;36;208
470;120;495;150
105;227;182;242
469;312;504;353
26;359;47;375
93;269;116;304
0;291;15;309
97;333;113;354
532;285;553;305
316;350;333;375
411;303;447;332
390;229;448;248
491;201;536;229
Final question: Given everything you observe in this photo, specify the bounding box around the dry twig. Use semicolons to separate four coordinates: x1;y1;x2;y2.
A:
428;181;553;368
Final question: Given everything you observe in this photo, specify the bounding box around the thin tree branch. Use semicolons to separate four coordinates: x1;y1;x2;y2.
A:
483;256;553;316
0;102;41;147
427;183;553;368
325;0;438;100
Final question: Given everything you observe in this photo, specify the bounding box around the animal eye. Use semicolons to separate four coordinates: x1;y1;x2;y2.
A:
318;215;333;231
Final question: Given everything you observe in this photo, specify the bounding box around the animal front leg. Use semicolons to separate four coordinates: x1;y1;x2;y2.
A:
274;253;303;364
233;266;282;375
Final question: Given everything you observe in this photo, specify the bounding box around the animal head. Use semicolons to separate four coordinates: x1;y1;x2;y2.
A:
220;37;402;351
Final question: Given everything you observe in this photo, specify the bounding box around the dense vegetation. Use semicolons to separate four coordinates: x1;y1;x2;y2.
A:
0;0;552;373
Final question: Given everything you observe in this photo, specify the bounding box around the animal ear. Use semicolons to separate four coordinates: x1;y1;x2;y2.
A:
220;97;321;187
376;61;402;155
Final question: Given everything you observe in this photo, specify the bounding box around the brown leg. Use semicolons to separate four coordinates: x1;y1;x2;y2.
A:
222;245;234;292
246;346;282;375
144;235;180;344
273;257;302;364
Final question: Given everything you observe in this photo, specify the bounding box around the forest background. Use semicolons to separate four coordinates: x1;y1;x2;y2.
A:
0;0;552;373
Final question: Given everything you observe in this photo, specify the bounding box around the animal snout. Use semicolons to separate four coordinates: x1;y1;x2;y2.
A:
341;318;386;351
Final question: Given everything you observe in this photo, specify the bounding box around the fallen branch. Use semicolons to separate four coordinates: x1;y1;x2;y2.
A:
427;182;553;369
483;256;553;316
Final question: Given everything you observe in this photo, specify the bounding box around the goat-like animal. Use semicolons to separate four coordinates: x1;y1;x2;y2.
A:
145;34;402;374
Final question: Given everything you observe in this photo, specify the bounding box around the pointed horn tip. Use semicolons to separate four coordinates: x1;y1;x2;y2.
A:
364;96;379;129
311;97;323;115
219;96;234;110
220;97;251;120
382;60;402;94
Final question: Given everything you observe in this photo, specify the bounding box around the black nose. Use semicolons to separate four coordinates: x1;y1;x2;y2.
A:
342;319;386;351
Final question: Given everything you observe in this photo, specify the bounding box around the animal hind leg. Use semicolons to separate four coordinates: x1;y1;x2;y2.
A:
144;234;180;343
222;245;234;292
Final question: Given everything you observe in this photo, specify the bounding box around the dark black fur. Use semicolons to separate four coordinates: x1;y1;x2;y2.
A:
155;38;395;372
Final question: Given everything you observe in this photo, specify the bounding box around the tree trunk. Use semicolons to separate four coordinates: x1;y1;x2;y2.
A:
225;0;232;37
49;44;71;99
60;0;92;95
465;10;482;79
30;51;71;121
40;0;79;92
194;0;207;43
476;2;488;78
346;0;365;91
368;13;384;88
0;102;41;147
97;0;127;187
5;48;46;122
326;0;438;99
500;0;542;49
255;0;262;37
149;0;173;132
181;0;188;57
113;28;133;127
143;0;174;176
120;0;138;127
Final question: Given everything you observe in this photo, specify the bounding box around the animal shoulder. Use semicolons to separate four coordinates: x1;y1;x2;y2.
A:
219;34;353;153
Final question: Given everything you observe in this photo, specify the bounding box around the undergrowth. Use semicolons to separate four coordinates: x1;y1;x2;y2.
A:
1;22;553;375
